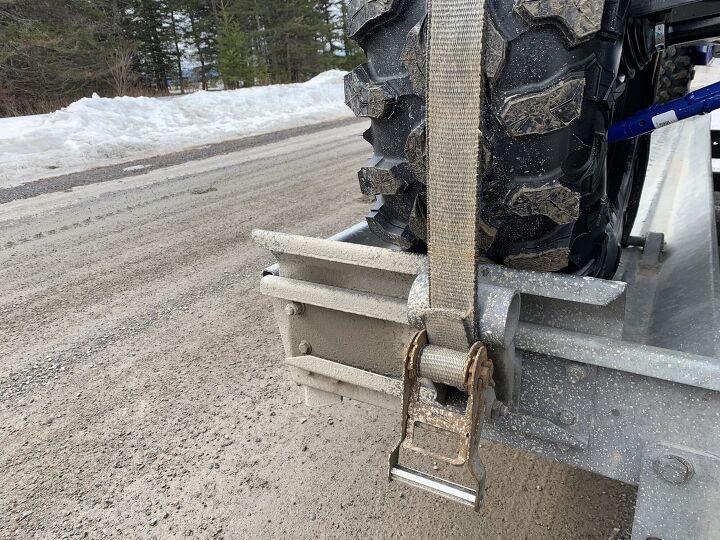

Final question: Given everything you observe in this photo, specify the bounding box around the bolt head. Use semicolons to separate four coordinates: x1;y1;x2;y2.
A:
491;400;509;418
298;341;312;355
653;455;694;485
558;410;577;426
285;302;304;316
566;365;586;384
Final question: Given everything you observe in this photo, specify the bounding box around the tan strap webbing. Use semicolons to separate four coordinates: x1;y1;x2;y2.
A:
426;0;487;350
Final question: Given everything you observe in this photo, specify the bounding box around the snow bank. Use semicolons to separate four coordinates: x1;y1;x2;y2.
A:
0;70;353;187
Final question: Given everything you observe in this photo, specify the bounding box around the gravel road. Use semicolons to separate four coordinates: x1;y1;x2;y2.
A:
0;119;635;539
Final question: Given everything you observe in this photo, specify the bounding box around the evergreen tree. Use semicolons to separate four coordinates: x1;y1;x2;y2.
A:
168;0;186;93
0;0;364;116
338;0;364;69
185;0;218;90
0;0;114;115
263;0;329;83
216;0;253;88
317;0;339;58
128;0;174;90
102;0;140;96
219;0;329;84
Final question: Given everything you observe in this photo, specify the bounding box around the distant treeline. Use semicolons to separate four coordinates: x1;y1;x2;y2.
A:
0;0;364;117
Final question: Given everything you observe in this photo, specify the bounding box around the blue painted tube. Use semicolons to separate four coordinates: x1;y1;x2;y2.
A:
608;80;720;144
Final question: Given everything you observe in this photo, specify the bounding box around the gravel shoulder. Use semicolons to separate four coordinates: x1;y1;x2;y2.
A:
0;120;635;539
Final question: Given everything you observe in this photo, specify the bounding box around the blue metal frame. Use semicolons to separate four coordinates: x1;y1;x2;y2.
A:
608;80;720;143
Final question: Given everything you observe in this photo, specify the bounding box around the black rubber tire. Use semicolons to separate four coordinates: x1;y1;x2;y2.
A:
654;45;695;104
345;0;643;277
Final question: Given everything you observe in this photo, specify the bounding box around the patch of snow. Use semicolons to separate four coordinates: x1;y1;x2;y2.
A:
0;70;353;188
122;164;148;172
0;114;47;141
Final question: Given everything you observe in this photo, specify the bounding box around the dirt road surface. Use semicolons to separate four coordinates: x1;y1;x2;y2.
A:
0;119;635;539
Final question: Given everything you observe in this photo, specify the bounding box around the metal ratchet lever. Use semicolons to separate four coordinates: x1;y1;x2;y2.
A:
388;330;493;511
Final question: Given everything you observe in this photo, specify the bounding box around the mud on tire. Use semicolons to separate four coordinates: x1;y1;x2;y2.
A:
654;45;695;104
345;0;647;277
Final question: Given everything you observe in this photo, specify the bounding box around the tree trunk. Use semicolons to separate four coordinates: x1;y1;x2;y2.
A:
340;1;352;61
143;0;169;91
170;9;185;94
189;14;207;91
286;35;292;82
321;0;338;55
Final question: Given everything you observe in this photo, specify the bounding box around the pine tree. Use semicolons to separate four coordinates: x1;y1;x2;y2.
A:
0;0;116;115
168;0;186;93
338;0;364;69
0;0;365;116
258;0;328;83
317;0;339;59
186;0;218;90
127;0;173;90
216;0;253;88
102;0;140;96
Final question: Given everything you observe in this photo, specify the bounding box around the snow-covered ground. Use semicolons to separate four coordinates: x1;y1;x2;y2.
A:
0;70;353;188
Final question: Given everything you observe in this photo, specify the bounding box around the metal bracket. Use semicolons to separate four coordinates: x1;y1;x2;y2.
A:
408;273;521;409
388;331;494;510
654;23;666;50
632;443;720;540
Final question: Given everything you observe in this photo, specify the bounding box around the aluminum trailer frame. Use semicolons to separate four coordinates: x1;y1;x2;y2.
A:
256;116;720;539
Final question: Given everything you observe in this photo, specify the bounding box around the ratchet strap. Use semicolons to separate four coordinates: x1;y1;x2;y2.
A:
389;331;494;510
388;0;492;511
426;0;488;349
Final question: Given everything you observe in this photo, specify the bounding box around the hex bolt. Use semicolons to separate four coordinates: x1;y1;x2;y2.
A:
558;410;577;426
298;341;312;355
566;365;587;384
653;455;694;485
285;302;305;316
491;400;509;418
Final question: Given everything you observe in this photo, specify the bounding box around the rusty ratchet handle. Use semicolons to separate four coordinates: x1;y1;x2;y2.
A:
389;331;494;511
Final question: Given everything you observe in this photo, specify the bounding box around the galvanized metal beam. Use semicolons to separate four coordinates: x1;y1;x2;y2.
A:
260;275;407;324
286;355;401;411
516;323;720;393
254;228;425;277
263;273;720;392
